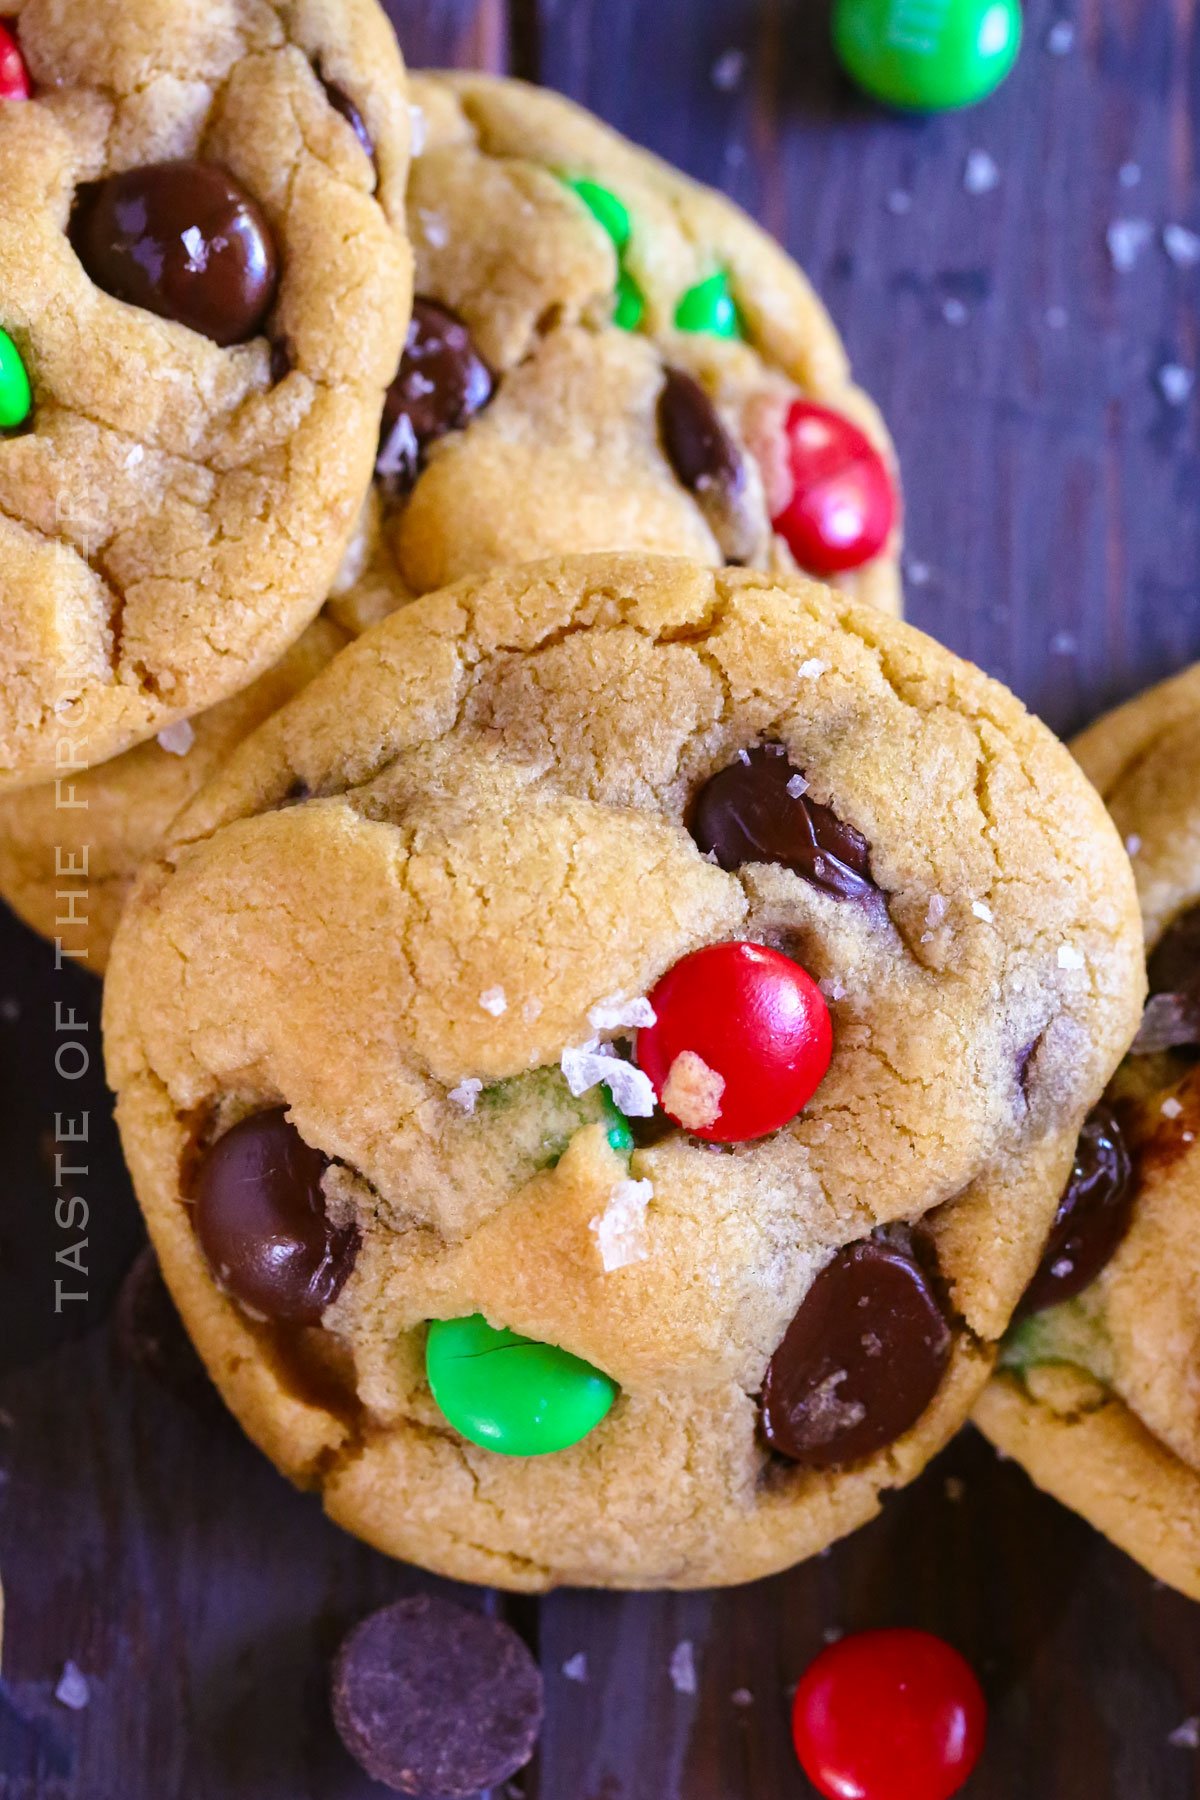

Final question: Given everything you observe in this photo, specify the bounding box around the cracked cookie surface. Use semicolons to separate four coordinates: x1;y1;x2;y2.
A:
0;0;412;788
976;662;1200;1599
0;65;899;966
102;553;1143;1590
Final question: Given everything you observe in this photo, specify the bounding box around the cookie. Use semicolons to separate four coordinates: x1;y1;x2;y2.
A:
102;553;1143;1590
975;662;1200;1599
0;66;900;968
0;0;412;787
331;1596;543;1795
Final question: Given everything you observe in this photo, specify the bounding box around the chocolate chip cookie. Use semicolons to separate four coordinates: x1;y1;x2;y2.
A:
975;662;1200;1599
102;553;1143;1590
0;66;901;967
0;0;412;787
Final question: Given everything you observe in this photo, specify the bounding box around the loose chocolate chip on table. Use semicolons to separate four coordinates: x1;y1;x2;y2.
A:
1016;1102;1134;1316
331;1595;544;1796
690;743;879;904
114;1244;215;1408
71;160;278;347
761;1238;951;1467
376;298;494;495
658;366;758;562
192;1108;357;1325
320;75;374;160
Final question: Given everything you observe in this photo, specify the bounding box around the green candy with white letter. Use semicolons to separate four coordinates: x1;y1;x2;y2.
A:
833;0;1022;112
426;1314;618;1456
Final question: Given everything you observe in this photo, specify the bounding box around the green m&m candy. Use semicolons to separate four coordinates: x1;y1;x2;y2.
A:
564;176;631;252
426;1314;618;1456
833;0;1022;112
675;270;741;339
0;327;31;430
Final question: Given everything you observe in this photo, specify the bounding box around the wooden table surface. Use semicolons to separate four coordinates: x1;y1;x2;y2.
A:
2;0;1199;1795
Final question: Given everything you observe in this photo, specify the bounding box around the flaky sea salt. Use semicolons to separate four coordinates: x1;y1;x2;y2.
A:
1158;363;1195;407
181;225;208;271
819;977;847;1002
942;297;969;326
1162;1096;1184;1119
963;150;1000;195
479;986;508;1016
562;1652;589;1683
971;900;994;923
156;720;195;757
1125;834;1143;856
1119;161;1142;189
786;773;810;799
55;1663;90;1710
1046;19;1075;54
886;189;913;216
1164;224;1200;267
417;207;448;248
669;1641;697;1695
448;1077;483;1114
925;894;949;930
591;1178;653;1272
522;996;543;1024
408;104;427;156
711;48;746;90
562;1039;656;1117
588;994;656;1032
1107;217;1153;272
798;658;828;680
1168;1717;1200;1750
1057;944;1085;970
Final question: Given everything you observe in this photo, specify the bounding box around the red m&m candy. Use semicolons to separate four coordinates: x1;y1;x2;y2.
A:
0;23;29;101
636;941;831;1142
792;1629;986;1800
772;400;896;576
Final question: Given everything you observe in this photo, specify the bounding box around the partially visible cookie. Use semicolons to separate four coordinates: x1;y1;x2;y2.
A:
0;0;412;786
103;553;1143;1591
0;66;901;966
975;662;1200;1599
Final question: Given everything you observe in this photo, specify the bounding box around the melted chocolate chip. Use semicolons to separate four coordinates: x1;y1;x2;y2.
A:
192;1109;356;1324
690;744;879;904
320;75;374;160
761;1239;951;1467
71;161;278;347
376;298;494;496
268;338;291;384
332;1596;544;1797
658;366;757;563
1017;1103;1135;1317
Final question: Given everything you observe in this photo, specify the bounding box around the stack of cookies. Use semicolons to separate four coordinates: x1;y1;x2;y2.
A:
0;0;1192;1606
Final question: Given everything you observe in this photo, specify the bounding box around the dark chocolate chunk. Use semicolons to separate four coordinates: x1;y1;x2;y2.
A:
192;1109;356;1325
320;75;374;160
690;743;879;904
71;160;278;346
268;338;292;384
658;366;758;563
376;298;494;496
1017;1103;1135;1316
331;1595;544;1796
761;1238;951;1467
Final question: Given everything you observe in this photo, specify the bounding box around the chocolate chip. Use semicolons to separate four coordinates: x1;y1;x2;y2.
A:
114;1244;215;1408
1148;902;1200;998
71;160;278;347
1016;1103;1135;1317
268;338;291;384
376;298;494;496
690;744;879;904
331;1596;544;1796
320;74;374;160
658;366;758;563
192;1109;357;1325
760;1238;951;1467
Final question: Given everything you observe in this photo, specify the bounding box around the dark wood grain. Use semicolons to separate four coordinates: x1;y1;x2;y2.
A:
3;0;1200;1795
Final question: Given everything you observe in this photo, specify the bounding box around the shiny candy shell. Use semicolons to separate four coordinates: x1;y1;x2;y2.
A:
426;1315;617;1456
833;0;1022;114
792;1628;986;1800
772;399;896;575
0;22;29;100
675;269;741;338
0;328;31;429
